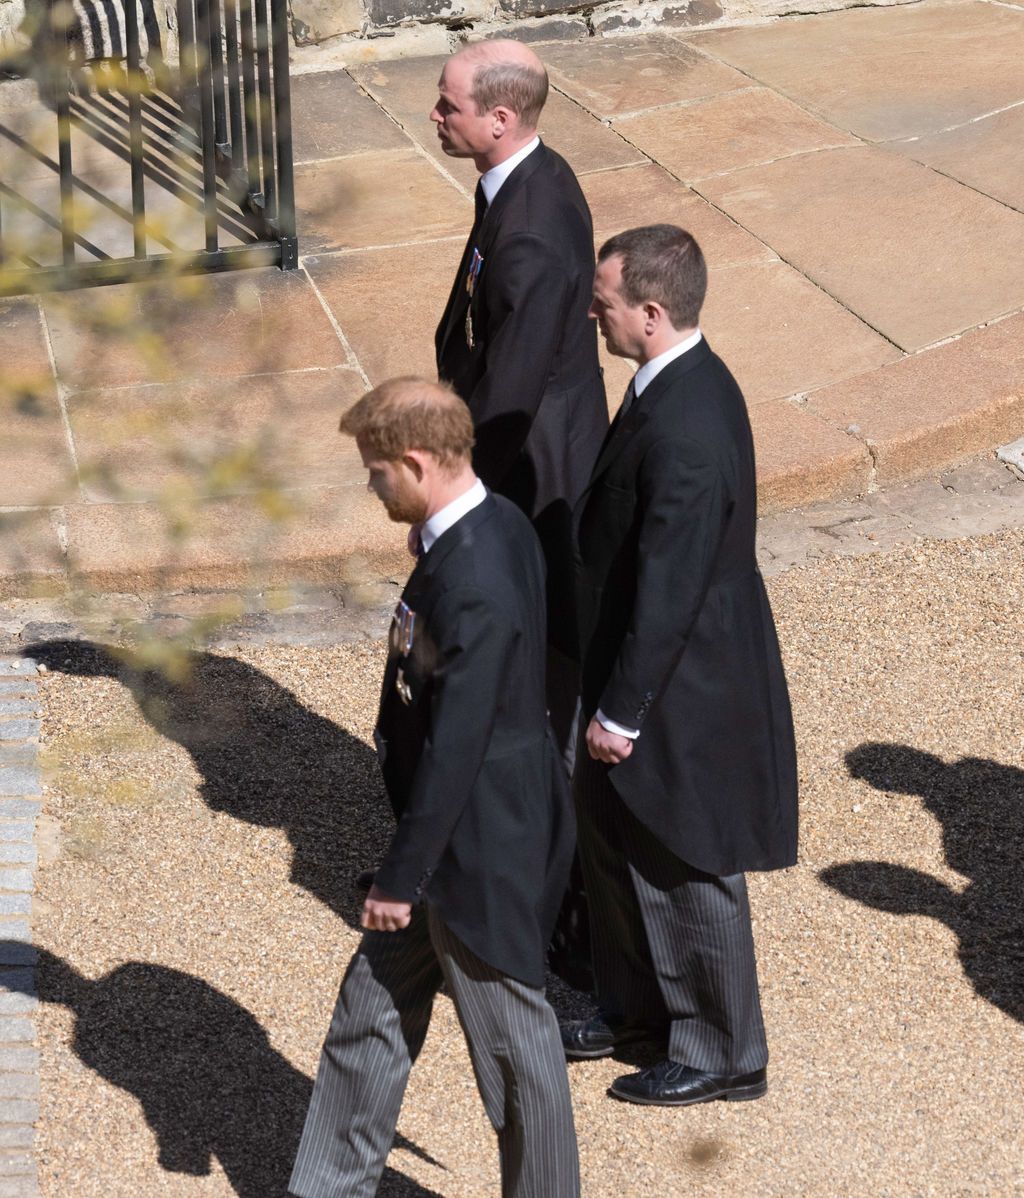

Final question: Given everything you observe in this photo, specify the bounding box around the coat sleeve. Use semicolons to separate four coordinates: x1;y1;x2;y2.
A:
598;437;728;731
469;232;570;487
373;585;515;903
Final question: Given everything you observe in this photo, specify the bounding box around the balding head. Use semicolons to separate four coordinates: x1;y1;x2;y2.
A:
430;40;548;169
455;40;549;129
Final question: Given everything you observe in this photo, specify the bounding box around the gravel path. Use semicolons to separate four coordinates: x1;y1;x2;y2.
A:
17;527;1024;1196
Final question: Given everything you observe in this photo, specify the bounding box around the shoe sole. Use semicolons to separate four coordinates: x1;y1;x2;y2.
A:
563;1032;668;1061
607;1080;768;1107
563;1044;616;1060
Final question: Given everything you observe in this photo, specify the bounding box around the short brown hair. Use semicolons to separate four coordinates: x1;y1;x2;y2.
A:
339;377;475;472
471;61;548;128
598;225;707;330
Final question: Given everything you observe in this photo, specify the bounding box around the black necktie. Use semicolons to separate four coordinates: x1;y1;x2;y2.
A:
619;378;637;419
473;180;487;233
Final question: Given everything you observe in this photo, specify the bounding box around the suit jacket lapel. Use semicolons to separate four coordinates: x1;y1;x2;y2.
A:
403;493;498;608
437;145;551;364
582;339;713;495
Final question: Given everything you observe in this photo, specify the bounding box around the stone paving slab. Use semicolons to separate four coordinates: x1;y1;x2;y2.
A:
294;149;470;255
290;69;409;163
580;163;773;265
62;485;409;593
0;777;39;801
0;732;36;749
701;258;900;406
698;145;1024;351
41;270;349;393
0;301;70;510
615;86;858;182
65;367;369;503
889;105;1024;214
0;875;33;897
305;243;465;384
687;0;1024;141
749;400;872;511
806;311;1024;483
542;32;749;119
0;516;64;600
0;807;40;822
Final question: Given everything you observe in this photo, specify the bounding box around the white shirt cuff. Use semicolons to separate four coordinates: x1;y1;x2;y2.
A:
596;709;640;740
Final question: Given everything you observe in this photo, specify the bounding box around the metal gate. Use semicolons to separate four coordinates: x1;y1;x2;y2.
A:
0;0;297;296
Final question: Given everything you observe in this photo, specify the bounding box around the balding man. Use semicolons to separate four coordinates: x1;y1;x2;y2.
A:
432;40;608;768
289;378;579;1198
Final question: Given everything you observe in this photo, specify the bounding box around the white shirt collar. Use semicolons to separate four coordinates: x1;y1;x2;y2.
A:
420;478;488;553
479;137;541;206
633;329;703;398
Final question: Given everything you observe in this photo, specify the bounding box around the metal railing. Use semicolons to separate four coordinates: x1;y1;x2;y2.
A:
0;0;297;295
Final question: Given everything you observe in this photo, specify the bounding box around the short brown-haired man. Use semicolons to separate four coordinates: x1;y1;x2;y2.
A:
289;377;580;1197
563;226;799;1106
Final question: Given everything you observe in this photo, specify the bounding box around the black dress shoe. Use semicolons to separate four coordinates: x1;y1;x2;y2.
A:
609;1060;767;1106
560;1015;667;1060
354;869;375;892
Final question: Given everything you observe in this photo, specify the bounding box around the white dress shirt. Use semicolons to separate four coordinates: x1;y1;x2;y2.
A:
596;330;703;741
479;136;541;206
420;478;488;554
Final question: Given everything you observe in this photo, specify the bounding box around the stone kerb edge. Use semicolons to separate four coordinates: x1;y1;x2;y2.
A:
0;657;41;1197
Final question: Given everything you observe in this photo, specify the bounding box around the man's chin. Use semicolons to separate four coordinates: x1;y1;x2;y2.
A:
438;139;470;159
385;504;423;525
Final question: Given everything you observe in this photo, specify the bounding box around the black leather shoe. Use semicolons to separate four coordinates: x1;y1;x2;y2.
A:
354;869;375;892
609;1060;767;1106
560;1015;667;1060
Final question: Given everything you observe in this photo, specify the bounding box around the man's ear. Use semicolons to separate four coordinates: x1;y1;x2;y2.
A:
401;451;428;481
490;105;515;138
643;302;664;333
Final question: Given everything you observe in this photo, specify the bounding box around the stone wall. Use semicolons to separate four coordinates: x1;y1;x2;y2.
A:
288;0;917;52
0;0;917;73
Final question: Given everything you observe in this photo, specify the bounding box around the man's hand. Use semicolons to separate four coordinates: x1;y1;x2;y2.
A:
586;717;634;764
361;884;413;932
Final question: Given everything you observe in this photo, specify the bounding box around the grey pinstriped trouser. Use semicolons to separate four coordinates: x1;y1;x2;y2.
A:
574;744;770;1076
289;905;580;1198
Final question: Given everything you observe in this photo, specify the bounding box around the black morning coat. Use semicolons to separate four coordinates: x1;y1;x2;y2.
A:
574;338;799;877
435;141;609;659
372;493;576;987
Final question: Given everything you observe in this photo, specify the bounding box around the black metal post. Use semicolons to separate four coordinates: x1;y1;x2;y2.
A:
207;0;229;150
123;0;148;259
237;0;262;204
269;0;296;268
223;0;245;176
49;0;76;268
253;0;276;220
193;0;221;252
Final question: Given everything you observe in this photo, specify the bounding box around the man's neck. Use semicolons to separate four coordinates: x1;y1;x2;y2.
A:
635;326;700;367
423;470;479;522
475;132;537;174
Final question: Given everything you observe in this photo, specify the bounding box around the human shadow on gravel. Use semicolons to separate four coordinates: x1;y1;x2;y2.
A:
27;639;388;932
0;946;441;1197
820;743;1024;1024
